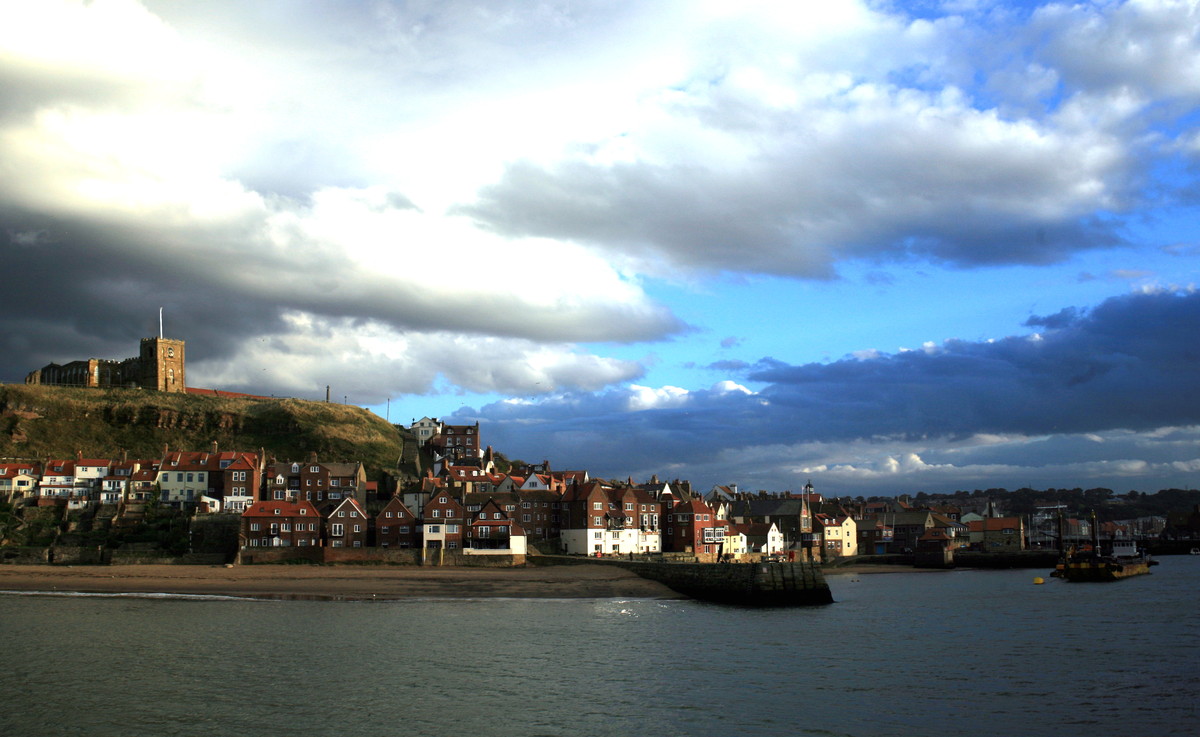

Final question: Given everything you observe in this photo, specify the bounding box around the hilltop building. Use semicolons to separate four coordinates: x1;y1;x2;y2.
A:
25;336;186;393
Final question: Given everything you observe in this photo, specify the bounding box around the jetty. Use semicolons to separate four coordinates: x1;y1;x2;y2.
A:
530;556;833;606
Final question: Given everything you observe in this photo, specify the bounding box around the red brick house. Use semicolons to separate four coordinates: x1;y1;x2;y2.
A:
559;481;612;554
465;499;527;554
375;496;419;549
265;458;367;504
666;499;724;560
421;492;465;549
324;497;369;548
240;500;321;549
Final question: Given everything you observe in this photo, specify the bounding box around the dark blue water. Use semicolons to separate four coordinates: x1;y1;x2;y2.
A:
1;558;1197;737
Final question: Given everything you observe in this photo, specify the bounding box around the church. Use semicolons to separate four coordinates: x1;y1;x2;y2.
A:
25;336;186;393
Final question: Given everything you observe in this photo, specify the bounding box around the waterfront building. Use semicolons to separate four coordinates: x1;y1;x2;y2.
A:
464;498;527;555
968;517;1027;552
324;497;369;548
421;492;465;550
240;500;321;548
375;497;419;549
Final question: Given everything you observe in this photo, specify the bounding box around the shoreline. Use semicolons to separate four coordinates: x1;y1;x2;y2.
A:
0;564;686;601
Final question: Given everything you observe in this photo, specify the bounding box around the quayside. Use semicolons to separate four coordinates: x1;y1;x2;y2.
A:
531;556;833;606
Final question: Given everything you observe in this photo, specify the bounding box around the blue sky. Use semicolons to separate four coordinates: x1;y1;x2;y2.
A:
2;1;1199;495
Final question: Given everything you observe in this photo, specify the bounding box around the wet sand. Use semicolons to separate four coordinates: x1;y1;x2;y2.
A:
0;564;684;601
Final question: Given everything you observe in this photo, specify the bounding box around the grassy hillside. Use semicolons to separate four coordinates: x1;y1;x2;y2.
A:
0;384;416;480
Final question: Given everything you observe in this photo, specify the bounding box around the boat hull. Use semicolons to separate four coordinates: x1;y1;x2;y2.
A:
1055;557;1151;582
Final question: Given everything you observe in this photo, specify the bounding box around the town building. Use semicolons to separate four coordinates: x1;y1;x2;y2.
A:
240;500;322;548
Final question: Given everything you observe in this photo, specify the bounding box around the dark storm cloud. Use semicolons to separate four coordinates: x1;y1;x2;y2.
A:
466;290;1200;476
0;204;286;383
748;290;1200;439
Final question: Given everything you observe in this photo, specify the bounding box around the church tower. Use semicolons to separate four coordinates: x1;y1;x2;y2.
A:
139;337;186;392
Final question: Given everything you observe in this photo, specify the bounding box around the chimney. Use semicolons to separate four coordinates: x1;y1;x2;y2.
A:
76;449;82;462
212;441;218;454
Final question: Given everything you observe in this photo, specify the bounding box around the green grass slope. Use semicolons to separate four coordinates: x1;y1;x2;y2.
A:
0;384;412;479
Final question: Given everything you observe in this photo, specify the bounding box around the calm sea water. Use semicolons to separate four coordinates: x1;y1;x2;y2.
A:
1;558;1197;737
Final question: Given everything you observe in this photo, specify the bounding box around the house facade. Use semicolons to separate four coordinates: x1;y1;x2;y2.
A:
241;500;321;548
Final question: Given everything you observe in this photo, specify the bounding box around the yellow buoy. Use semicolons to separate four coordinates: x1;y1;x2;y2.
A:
1033;577;1045;585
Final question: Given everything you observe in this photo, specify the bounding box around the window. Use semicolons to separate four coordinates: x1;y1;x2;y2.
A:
281;523;291;532
494;512;502;520
523;514;531;522
338;511;345;517
625;503;634;511
353;525;361;532
381;526;389;534
310;466;319;473
386;511;393;518
439;496;448;503
593;502;602;510
447;525;459;533
593;516;602;526
299;509;306;515
331;524;344;536
432;509;441;518
399;526;409;533
428;525;441;533
250;523;260;531
593;531;602;539
273;509;281;515
350;511;358;518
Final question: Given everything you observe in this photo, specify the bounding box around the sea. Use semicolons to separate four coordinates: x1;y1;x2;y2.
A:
1;557;1197;737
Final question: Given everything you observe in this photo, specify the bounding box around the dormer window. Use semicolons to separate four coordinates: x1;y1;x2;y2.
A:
274;509;281;515
300;509;307;515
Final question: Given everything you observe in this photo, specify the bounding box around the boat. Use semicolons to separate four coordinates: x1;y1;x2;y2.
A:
1049;509;1151;582
1190;547;1200;556
1052;540;1152;582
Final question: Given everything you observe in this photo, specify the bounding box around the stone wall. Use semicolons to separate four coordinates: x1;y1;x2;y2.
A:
238;547;524;567
530;555;832;605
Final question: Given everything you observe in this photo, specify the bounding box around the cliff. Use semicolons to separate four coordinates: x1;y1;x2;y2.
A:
0;384;416;480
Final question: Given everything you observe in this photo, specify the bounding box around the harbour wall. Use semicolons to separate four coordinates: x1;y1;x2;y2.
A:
530;555;833;606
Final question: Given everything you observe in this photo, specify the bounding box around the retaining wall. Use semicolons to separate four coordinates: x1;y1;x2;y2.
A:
238;547;524;567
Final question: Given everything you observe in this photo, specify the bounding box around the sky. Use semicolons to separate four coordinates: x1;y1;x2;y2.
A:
3;0;1200;497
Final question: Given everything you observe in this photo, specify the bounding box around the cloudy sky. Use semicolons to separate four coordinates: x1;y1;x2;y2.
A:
4;0;1200;496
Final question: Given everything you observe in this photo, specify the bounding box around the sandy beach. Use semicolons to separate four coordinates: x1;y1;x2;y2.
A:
0;563;685;601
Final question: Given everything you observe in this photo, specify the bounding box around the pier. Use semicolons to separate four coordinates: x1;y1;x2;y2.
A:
530;556;834;606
